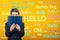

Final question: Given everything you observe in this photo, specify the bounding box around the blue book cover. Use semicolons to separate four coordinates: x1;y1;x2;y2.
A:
8;16;22;27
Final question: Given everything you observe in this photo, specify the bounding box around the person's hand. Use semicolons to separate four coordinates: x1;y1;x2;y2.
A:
4;20;8;23
10;24;15;32
16;24;21;31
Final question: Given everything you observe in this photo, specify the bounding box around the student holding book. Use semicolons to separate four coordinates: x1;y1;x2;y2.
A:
5;8;24;40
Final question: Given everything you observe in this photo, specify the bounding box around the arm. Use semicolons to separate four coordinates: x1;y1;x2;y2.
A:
5;23;13;37
17;23;25;37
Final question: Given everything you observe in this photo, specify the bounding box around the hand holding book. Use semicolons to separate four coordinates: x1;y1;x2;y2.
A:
16;24;21;31
8;16;22;32
10;24;15;32
10;24;21;32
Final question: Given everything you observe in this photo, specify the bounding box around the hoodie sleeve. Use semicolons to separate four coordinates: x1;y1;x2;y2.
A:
17;23;25;37
5;23;13;37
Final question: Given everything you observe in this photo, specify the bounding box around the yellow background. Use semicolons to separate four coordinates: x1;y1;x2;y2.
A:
0;0;60;40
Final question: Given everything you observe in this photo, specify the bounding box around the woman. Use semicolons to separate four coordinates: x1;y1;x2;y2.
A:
5;8;24;40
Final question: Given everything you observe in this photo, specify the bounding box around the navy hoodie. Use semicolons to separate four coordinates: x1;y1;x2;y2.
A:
5;22;24;40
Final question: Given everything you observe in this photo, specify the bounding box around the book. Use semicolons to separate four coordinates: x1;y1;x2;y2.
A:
8;16;22;27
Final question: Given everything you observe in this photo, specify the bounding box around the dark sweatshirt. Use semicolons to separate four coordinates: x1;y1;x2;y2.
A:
5;22;24;40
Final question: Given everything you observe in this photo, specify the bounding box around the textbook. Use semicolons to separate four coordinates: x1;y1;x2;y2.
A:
8;16;22;27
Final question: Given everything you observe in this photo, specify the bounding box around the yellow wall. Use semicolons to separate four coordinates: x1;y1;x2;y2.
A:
0;0;60;40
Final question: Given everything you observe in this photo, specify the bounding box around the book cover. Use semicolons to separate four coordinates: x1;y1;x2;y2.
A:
8;16;22;27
